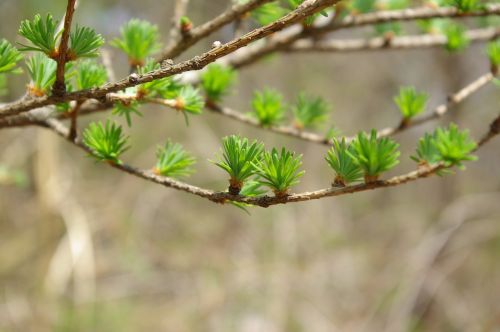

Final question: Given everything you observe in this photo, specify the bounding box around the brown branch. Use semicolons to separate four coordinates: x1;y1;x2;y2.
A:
208;71;494;145
207;103;331;144
320;3;500;33
157;0;274;62
0;0;337;118
286;28;499;53
53;0;77;97
68;101;82;141
223;4;500;70
168;0;190;43
41;114;498;208
477;113;500;146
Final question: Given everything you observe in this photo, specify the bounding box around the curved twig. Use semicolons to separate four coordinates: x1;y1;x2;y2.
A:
41;113;498;208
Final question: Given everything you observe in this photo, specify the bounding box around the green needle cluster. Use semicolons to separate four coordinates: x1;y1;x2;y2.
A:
111;19;161;66
325;138;364;186
75;59;108;90
253;147;305;197
25;54;57;96
212;135;264;194
0;39;23;74
348;130;400;183
201;63;237;103
394;86;428;121
292;93;330;130
251;89;286;127
154;140;196;178
83;120;130;164
18;14;60;57
412;123;477;169
19;14;104;61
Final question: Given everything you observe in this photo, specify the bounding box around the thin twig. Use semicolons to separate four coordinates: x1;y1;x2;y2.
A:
69;101;82;141
168;0;190;44
53;0;77;96
0;0;337;118
286;28;499;53
222;4;500;70
157;0;274;61
209;71;494;145
321;3;500;33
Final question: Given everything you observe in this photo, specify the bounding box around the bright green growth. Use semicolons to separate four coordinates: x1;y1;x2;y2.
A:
75;59;107;90
411;132;442;165
254;147;305;196
112;99;142;127
212;135;264;194
292;93;330;129
325;137;363;186
179;16;192;32
486;40;500;67
18;14;60;57
83;120;129;164
0;75;7;96
154;140;196;178
26;54;57;96
251;3;289;26
251;89;286;126
348;130;400;183
373;0;408;35
445;23;469;52
412;123;477;168
0;39;23;74
68;25;104;59
201;63;237;102
431;124;477;167
417;18;448;34
394;86;428;119
137;59;172;97
111;19;161;66
350;0;376;13
175;85;204;114
447;0;480;12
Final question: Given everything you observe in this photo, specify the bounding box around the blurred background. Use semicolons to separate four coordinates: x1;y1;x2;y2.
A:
0;0;499;331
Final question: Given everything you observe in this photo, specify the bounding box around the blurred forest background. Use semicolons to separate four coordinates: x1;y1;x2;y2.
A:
0;0;499;331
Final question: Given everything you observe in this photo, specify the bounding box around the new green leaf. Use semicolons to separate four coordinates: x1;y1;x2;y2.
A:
75;59;108;90
111;19;161;66
292;93;330;129
201;63;237;102
348;130;400;183
212;135;264;194
0;39;23;74
394;86;428;119
325;137;364;186
154;140;196;178
83;120;130;163
251;89;286;126
68;25;104;59
445;23;469;52
254;147;305;197
26;54;57;96
18;14;60;57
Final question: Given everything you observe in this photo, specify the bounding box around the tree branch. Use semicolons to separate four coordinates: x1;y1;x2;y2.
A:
40;114;498;208
286;28;499;53
157;0;274;61
321;3;500;33
221;4;500;70
0;0;338;118
53;0;77;97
